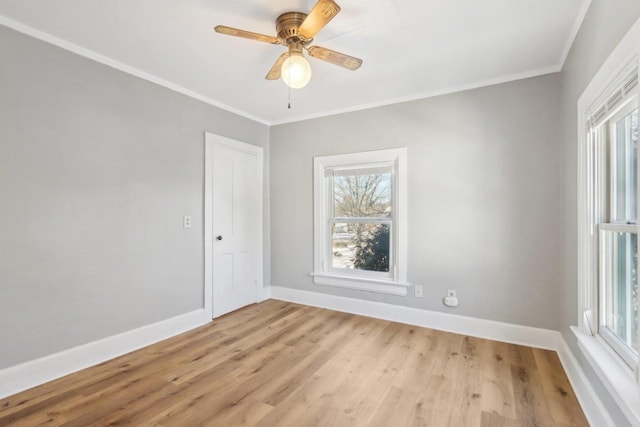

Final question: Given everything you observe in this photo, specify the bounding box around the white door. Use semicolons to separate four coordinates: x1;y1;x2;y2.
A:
205;133;263;319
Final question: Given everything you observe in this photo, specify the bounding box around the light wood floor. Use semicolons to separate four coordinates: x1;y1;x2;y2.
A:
0;300;588;426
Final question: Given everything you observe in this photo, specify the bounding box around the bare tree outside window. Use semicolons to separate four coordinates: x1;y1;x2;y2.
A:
331;172;392;272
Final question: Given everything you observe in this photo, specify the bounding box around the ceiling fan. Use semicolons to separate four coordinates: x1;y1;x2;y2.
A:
214;0;363;89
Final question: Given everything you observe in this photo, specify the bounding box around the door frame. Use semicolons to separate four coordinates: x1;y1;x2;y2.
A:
204;132;264;320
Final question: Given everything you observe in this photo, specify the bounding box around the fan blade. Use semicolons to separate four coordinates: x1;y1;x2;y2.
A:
214;25;279;44
298;0;341;40
308;46;362;70
266;53;289;80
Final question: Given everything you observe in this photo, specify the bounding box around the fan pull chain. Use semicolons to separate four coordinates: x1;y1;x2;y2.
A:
288;66;292;109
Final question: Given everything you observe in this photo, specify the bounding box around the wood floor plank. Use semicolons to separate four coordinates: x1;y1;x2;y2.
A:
218;400;274;426
390;327;437;392
479;338;517;420
532;348;589;426
409;375;454;426
511;364;555;426
368;386;419;427
450;336;483;427
166;306;311;385
480;410;513;427
0;326;228;422
0;301;588;427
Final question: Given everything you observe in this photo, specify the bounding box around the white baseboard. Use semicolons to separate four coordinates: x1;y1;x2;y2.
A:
259;285;272;302
555;336;617;427
270;285;616;427
0;285;618;427
269;286;559;350
0;309;210;399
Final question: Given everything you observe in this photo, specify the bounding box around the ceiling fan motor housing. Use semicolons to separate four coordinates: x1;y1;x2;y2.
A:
276;12;311;45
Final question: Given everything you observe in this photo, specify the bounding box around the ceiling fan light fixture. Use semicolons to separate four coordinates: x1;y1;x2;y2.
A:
215;0;362;90
281;52;312;89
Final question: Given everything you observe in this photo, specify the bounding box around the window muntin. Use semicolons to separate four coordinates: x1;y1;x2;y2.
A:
598;103;639;368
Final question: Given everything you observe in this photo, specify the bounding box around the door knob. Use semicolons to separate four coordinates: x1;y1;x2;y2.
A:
216;235;223;241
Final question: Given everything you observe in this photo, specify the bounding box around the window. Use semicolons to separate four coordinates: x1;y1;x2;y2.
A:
313;148;408;295
598;103;639;368
576;22;640;424
579;65;639;369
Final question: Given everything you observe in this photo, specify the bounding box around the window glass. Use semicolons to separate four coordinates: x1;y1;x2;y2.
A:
613;108;638;223
331;222;390;272
602;231;639;353
333;172;392;218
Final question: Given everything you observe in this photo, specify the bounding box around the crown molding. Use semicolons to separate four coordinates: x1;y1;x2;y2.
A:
0;15;271;126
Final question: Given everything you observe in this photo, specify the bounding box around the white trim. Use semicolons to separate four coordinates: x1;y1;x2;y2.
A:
0;309;209;399
0;15;570;127
575;16;640;426
270;286;558;350
311;273;409;296
260;285;272;302
559;0;592;69
577;19;640;114
0;283;620;427
204;132;264;319
599;223;637;234
269;285;618;426
556;333;618;427
0;15;270;126
577;15;640;334
203;134;214;321
313;148;408;295
571;326;640;426
270;66;560;125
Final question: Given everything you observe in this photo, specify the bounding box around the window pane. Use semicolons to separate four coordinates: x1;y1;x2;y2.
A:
333;173;392;218
332;223;390;272
613;108;638;223
602;231;638;353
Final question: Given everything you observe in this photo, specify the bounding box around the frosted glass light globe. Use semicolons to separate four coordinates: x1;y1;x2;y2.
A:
281;54;312;89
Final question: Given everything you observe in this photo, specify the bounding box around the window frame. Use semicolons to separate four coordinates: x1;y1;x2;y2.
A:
576;25;640;423
312;148;409;296
598;102;639;369
592;100;640;368
598;220;639;369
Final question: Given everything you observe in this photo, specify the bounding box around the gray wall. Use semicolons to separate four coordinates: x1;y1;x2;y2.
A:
4;2;639;421
271;74;563;330
560;1;640;425
0;25;269;369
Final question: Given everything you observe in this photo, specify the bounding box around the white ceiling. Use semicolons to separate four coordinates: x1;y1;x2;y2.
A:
0;0;589;125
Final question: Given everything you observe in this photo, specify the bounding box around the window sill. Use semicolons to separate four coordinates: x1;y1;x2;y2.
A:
571;326;640;425
310;273;410;296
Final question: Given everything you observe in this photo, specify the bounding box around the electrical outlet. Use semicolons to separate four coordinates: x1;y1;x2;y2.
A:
183;215;192;228
444;289;459;307
414;285;423;298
